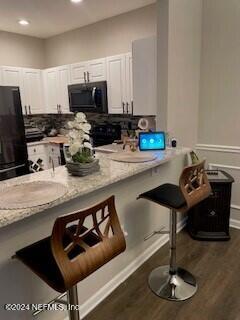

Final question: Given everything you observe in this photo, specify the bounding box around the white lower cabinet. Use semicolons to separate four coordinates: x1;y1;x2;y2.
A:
27;143;61;172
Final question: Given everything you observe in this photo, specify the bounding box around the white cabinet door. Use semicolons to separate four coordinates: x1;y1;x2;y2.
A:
132;37;157;116
27;144;50;171
125;53;133;115
1;66;26;114
43;68;59;114
87;58;106;82
106;55;126;114
44;66;71;114
58;65;71;113
70;62;87;84
22;69;43;114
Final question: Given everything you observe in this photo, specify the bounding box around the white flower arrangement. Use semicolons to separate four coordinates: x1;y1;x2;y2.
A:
67;113;94;163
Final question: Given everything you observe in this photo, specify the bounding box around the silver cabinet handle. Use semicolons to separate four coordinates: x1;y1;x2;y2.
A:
87;71;90;83
28;105;31;115
131;101;134;115
92;87;97;106
84;72;86;83
126;102;129;114
25;106;28;115
122;102;125;114
58;156;61;165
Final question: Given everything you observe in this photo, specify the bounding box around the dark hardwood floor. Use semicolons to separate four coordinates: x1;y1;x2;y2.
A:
85;228;240;320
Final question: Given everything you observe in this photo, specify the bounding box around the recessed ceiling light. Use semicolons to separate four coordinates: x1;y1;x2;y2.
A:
18;19;30;26
70;0;83;3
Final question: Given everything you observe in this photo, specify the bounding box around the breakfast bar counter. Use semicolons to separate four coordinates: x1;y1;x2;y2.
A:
0;147;189;320
0;147;189;228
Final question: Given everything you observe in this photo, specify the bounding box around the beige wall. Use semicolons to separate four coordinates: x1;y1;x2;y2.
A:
44;4;156;68
157;0;202;148
197;0;240;223
198;0;240;146
0;5;156;69
0;31;45;69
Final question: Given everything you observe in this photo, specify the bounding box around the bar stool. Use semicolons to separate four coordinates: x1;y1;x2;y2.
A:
138;160;211;301
15;196;126;320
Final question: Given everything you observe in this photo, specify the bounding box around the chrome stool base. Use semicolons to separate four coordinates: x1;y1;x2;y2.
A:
148;265;197;301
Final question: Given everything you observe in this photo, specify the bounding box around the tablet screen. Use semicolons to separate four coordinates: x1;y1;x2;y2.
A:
139;132;166;151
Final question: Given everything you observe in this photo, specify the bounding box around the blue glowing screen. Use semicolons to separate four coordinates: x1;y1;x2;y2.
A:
139;132;166;151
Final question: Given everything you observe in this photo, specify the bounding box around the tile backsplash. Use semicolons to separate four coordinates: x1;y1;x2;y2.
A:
24;113;156;136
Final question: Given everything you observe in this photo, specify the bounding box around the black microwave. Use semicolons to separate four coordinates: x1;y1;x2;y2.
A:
68;81;108;113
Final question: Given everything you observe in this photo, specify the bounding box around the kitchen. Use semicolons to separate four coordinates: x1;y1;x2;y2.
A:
0;1;240;320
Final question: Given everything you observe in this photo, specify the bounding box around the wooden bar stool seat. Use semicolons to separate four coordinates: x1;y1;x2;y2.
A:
15;196;126;320
138;160;211;301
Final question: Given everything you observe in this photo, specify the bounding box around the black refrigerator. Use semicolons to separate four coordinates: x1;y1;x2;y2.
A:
0;86;29;181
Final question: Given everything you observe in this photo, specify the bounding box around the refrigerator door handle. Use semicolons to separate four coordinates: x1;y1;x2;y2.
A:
0;164;26;173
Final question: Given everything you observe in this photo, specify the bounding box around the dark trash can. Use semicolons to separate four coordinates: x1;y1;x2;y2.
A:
187;170;234;241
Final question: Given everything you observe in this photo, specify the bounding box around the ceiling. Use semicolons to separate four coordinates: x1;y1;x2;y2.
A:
0;0;156;39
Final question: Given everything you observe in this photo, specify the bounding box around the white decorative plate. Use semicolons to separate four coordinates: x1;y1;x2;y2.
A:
109;151;157;163
0;181;68;209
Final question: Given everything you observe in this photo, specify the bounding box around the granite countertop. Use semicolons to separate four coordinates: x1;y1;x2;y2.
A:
0;147;190;228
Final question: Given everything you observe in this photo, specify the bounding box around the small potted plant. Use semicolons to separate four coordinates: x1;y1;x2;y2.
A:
64;113;100;176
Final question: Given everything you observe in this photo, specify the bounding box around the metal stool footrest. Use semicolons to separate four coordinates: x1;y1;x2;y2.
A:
144;227;169;241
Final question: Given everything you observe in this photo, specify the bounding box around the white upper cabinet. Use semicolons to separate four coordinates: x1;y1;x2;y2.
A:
70;62;87;84
132;36;157;116
87;58;106;82
58;65;71;113
1;66;23;87
22;68;43;114
70;58;106;84
106;54;126;114
1;66;26;115
1;66;44;115
125;53;133;115
43;65;71;114
43;67;59;113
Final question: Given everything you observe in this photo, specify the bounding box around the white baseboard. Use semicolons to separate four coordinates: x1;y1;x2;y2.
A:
230;218;240;230
64;217;187;320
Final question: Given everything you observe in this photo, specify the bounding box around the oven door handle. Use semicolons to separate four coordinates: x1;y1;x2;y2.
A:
92;87;97;106
0;164;25;173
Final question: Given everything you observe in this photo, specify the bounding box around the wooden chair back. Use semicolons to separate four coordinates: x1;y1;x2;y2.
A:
179;160;211;210
51;196;126;290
